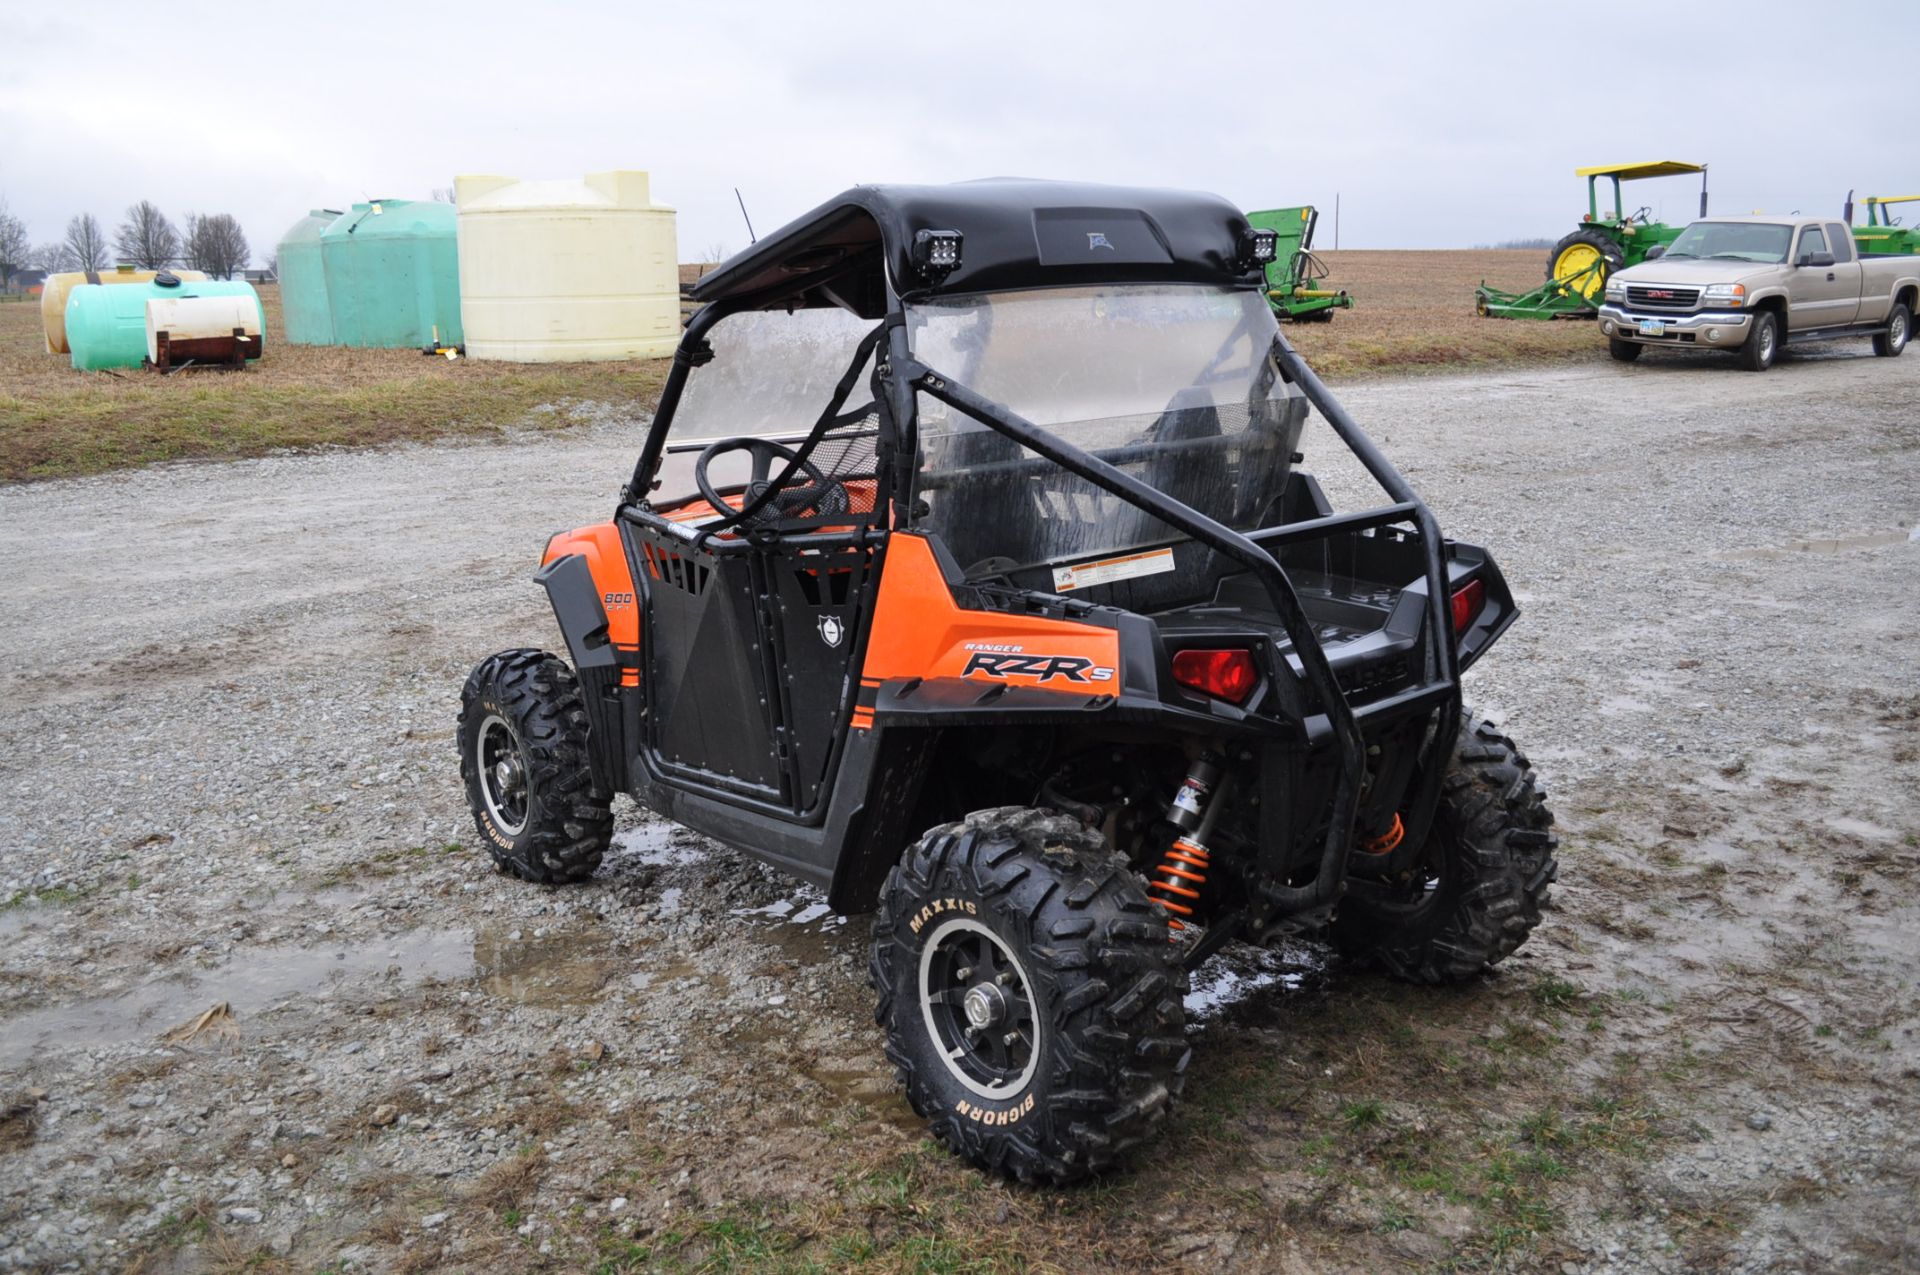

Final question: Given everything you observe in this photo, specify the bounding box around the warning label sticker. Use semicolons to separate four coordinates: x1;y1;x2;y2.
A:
1051;547;1177;593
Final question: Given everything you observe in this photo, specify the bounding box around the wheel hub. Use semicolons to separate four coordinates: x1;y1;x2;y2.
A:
963;983;1007;1030
475;715;530;837
918;917;1041;1100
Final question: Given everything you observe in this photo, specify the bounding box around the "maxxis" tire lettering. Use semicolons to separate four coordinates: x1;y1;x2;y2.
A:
908;897;977;935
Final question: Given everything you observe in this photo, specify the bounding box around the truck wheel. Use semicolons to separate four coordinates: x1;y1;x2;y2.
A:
870;807;1189;1184
1740;311;1780;372
1607;337;1643;363
457;648;611;884
1872;303;1910;357
1330;715;1557;984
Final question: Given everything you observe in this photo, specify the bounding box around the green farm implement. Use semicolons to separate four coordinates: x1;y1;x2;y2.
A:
1247;205;1351;322
1847;193;1920;257
1476;160;1709;319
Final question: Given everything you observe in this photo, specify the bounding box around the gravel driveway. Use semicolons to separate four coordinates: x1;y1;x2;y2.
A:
2;343;1916;1273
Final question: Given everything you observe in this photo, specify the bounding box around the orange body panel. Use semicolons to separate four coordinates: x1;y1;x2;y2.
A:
542;522;640;649
860;535;1122;707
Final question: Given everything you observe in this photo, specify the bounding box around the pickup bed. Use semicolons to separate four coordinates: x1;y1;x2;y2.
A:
1597;215;1919;371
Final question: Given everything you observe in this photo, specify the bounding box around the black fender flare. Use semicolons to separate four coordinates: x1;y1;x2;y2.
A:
534;554;618;672
533;553;626;797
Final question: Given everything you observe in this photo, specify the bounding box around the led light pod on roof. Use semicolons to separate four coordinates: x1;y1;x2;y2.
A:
912;229;963;282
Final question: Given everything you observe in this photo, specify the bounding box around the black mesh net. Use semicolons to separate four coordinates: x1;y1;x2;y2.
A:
760;413;883;527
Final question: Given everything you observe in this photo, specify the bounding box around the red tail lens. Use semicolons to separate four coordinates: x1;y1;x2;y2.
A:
1171;649;1259;704
1450;578;1487;635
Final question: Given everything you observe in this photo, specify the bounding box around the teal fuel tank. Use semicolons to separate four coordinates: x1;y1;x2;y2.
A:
276;208;343;344
318;200;462;348
66;276;265;371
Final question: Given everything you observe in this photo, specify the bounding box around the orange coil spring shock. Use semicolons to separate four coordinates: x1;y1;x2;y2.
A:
1147;837;1212;933
1359;813;1405;856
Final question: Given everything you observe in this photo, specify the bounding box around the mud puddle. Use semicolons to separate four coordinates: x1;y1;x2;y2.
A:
1719;529;1913;560
473;925;628;1004
0;930;473;1069
1;923;644;1067
797;1061;926;1136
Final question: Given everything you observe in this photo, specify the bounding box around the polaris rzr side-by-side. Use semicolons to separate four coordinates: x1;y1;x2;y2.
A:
458;179;1557;1184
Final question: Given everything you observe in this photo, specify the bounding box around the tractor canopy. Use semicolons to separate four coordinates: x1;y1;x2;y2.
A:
1573;160;1707;182
687;178;1266;316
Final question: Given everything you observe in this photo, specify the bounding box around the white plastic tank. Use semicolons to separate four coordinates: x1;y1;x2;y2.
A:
455;170;679;363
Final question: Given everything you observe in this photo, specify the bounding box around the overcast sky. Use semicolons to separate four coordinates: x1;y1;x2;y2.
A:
5;1;1915;263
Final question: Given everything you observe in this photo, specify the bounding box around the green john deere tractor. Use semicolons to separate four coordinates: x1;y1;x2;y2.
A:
1476;161;1709;320
1247;205;1352;322
1848;193;1920;258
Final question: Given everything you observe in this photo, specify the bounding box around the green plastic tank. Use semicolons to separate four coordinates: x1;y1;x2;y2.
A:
319;200;462;348
276;208;342;344
67;277;265;371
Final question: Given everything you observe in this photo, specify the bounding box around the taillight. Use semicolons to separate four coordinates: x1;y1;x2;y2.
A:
1450;578;1487;635
1171;649;1259;704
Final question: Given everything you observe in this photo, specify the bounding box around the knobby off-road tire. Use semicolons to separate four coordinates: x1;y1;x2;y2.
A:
870;807;1189;1184
1608;337;1644;363
1872;302;1910;357
1740;310;1781;372
1331;714;1557;984
457;648;611;885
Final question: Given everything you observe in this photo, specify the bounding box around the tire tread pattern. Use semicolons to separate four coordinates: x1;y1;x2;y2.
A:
1333;715;1557;984
869;807;1189;1185
457;648;611;885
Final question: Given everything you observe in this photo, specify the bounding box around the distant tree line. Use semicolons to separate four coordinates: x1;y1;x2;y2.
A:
1474;237;1557;251
0;195;254;288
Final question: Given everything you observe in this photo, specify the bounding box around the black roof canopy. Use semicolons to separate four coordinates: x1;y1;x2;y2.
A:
688;178;1261;316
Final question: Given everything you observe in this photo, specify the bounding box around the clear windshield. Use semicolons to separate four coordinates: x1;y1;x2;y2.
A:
1663;221;1793;264
656;307;880;506
907;285;1302;573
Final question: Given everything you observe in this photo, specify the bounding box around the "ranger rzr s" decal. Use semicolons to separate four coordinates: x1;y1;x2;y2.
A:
960;652;1115;684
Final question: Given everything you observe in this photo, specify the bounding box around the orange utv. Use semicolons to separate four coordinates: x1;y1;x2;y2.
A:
458;179;1557;1184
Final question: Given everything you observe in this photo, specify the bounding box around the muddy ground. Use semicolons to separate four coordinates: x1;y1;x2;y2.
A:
2;339;1916;1274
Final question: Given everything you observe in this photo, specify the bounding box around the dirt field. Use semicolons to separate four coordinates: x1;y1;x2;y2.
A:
1285;250;1595;377
2;338;1915;1273
6;250;1584;483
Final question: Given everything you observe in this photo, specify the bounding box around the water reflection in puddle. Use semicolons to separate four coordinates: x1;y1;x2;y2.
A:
616;822;711;868
1185;942;1329;1021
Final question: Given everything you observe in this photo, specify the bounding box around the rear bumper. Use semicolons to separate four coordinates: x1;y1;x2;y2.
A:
1598;304;1753;348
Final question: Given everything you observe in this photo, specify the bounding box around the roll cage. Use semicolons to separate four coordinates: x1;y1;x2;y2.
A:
617;179;1469;912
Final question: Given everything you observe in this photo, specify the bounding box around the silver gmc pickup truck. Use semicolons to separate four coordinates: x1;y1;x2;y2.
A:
1597;215;1919;371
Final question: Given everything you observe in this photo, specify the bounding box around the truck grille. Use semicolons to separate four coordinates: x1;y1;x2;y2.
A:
1626;285;1701;310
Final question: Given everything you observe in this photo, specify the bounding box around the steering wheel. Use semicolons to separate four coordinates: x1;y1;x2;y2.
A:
692;436;844;527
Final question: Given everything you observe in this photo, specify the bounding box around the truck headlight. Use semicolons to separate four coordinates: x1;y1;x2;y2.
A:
1703;283;1747;307
1604;277;1627;302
